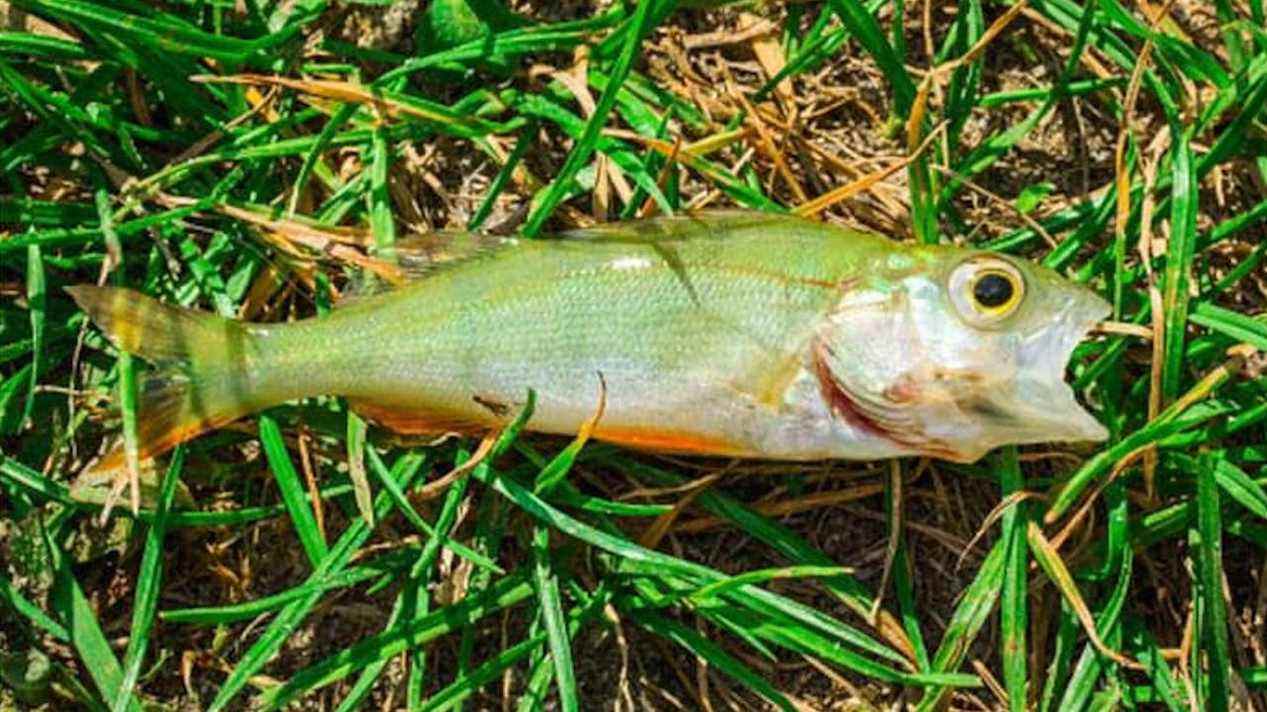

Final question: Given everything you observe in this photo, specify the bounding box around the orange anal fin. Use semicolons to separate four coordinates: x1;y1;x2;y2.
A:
349;399;492;437
594;426;751;457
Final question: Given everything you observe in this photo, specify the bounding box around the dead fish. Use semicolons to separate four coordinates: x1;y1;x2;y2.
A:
68;210;1109;467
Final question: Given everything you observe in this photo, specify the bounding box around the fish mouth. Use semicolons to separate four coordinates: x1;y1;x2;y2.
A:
990;289;1111;445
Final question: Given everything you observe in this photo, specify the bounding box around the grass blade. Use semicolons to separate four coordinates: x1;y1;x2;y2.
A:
1161;133;1198;402
531;526;578;712
520;0;659;236
999;448;1029;711
258;413;328;567
22;243;44;428
256;575;536;708
628;608;796;711
45;521;141;712
207;453;425;711
915;539;1006;711
112;448;184;712
1193;452;1231;710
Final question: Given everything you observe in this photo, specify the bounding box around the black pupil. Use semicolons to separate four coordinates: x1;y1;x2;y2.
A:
973;273;1014;308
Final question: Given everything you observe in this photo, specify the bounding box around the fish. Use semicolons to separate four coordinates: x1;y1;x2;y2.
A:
67;210;1110;467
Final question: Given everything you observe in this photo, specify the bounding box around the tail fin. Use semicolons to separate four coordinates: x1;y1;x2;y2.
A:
67;286;265;470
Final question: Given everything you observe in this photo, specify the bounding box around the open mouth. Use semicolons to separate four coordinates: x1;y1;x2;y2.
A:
1007;290;1112;444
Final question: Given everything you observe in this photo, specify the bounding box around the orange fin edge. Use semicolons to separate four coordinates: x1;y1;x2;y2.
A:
593;426;752;457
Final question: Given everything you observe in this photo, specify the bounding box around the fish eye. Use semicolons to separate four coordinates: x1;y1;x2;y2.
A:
949;257;1025;327
972;270;1019;310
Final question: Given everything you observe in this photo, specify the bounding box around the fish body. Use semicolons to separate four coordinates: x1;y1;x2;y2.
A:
70;211;1109;467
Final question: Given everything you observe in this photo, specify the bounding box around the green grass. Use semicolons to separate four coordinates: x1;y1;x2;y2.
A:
2;0;1267;708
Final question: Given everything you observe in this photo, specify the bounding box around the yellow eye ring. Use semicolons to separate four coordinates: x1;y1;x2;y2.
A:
949;257;1025;327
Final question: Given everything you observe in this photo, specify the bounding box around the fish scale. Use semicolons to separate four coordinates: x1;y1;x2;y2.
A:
272;232;855;448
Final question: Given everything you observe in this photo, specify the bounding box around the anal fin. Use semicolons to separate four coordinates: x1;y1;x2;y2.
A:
349;399;493;437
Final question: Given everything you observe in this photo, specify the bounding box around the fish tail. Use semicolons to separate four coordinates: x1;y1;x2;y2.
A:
67;285;268;469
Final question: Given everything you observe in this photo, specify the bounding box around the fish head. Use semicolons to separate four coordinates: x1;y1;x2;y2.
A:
814;247;1110;463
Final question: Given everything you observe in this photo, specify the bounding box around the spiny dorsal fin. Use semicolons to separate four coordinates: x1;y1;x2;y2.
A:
555;210;806;305
557;209;802;244
341;229;521;301
339;210;810;302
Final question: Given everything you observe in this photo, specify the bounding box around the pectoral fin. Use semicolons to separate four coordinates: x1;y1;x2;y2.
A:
739;353;806;409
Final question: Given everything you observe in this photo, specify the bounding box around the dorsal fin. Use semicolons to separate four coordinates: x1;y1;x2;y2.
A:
339;210;810;302
557;209;800;244
554;210;803;305
393;230;521;272
341;230;522;301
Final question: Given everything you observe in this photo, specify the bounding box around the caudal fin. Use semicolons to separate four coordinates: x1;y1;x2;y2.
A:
67;286;264;470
